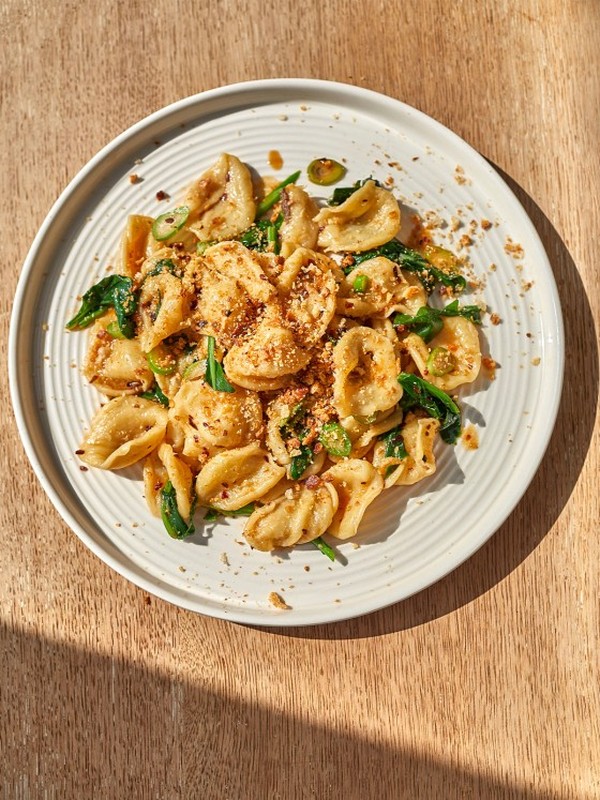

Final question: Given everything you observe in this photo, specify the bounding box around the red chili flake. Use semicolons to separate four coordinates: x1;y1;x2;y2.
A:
156;190;170;201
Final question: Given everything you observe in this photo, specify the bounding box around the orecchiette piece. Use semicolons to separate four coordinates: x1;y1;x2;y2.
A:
276;248;339;347
223;310;311;386
84;317;154;397
185;153;256;241
337;257;426;319
116;215;154;278
158;443;194;519
201;240;277;305
373;416;440;486
138;272;187;353
323;460;384;540
143;450;165;517
278;184;320;258
196;442;286;511
386;270;428;316
338;408;404;459
315;180;401;252
170;380;263;449
192;264;252;348
404;316;482;390
332;326;403;418
243;481;339;551
79;396;168;470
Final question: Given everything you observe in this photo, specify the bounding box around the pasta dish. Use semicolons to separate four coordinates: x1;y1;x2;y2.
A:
67;153;483;559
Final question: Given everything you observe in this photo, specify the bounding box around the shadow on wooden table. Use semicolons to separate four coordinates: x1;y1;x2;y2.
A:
1;619;573;800
272;169;598;641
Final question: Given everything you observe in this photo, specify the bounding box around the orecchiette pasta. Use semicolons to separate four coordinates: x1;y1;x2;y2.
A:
84;316;154;397
185;153;256;241
195;443;286;511
315;180;401;252
332;326;404;418
70;153;485;558
403;316;482;391
79;396;168;470
323;460;384;540
244;481;339;551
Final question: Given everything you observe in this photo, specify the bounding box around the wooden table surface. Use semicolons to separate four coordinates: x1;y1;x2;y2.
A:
2;1;599;797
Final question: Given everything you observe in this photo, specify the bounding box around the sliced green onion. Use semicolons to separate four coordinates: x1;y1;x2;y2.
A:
106;320;126;339
352;274;369;293
256;170;301;217
307;158;346;186
146;344;176;376
312;537;336;561
151;206;189;241
426;346;455;377
318;422;352;457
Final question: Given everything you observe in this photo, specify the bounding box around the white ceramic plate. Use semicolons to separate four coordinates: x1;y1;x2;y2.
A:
9;79;563;626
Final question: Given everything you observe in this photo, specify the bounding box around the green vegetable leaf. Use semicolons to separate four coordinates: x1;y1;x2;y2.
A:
381;425;408;460
398;372;461;444
145;258;177;278
289;444;315;480
279;406;315;479
393;301;481;343
160;481;195;539
66;275;137;337
205;336;235;393
139;383;169;407
349;239;466;294
312;536;336;561
393;307;444;342
256;170;301;217
239;214;283;253
437;298;482;324
280;402;307;437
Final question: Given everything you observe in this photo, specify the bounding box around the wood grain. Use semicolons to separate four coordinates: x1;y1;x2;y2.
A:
1;0;599;798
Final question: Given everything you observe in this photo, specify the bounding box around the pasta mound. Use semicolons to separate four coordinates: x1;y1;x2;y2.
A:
69;153;483;553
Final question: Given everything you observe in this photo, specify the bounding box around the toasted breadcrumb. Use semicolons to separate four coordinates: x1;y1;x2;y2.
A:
268;591;290;610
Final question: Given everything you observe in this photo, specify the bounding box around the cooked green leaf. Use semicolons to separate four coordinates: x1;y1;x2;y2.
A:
160;481;195;539
380;425;408;460
66;275;137;337
398;372;461;444
205;336;235;393
349;239;466;294
139;383;169;407
393;301;482;343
